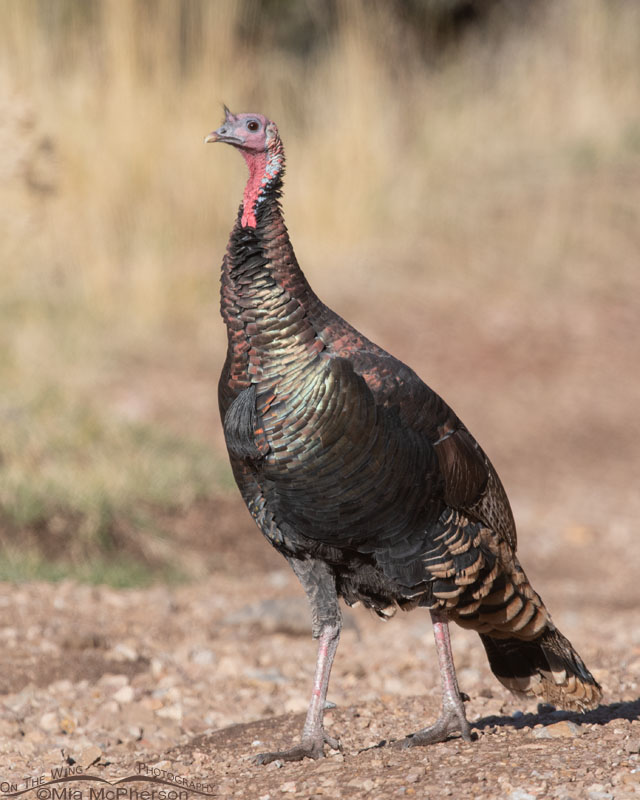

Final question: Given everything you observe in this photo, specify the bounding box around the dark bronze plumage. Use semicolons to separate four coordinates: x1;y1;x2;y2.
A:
211;112;601;763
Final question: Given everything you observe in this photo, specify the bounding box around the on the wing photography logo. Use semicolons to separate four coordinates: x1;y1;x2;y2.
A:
0;762;217;800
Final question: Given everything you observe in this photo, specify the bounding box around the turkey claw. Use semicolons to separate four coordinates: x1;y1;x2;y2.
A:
394;713;472;749
253;733;341;765
323;733;341;751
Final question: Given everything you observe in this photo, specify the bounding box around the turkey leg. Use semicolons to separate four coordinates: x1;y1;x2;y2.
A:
401;609;472;746
254;558;342;764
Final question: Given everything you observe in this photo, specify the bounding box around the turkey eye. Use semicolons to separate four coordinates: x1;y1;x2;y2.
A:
247;120;260;132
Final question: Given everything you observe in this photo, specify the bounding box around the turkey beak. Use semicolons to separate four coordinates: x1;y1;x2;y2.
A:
204;125;243;146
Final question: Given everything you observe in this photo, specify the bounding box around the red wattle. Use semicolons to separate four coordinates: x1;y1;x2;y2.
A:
241;151;268;229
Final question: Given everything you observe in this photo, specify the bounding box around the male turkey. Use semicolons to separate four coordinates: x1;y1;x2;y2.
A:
205;108;601;764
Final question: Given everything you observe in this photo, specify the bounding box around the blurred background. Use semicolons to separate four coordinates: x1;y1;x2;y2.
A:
0;0;638;586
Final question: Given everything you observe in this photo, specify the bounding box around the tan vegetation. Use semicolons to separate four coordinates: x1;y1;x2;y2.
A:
0;0;638;580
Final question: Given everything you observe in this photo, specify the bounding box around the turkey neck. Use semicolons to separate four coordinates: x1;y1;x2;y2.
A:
221;150;324;395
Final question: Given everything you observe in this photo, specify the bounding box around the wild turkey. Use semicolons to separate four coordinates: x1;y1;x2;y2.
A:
205;108;601;764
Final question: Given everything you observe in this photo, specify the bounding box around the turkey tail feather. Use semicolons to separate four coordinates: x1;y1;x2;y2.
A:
480;627;601;711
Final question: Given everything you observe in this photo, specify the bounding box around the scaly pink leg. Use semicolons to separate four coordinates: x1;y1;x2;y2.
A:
401;609;472;747
254;622;341;764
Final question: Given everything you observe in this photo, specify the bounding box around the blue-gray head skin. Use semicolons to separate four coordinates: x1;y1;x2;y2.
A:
205;107;284;228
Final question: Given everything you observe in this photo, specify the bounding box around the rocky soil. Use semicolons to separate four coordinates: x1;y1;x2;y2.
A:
0;516;638;800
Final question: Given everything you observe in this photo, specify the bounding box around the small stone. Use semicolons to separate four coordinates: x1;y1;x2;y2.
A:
279;782;296;793
625;739;640;754
80;745;102;766
40;712;59;732
507;789;535;800
60;716;76;734
348;778;375;791
50;679;74;694
191;648;215;666
150;658;164;677
127;724;143;740
533;720;581;739
109;643;138;661
99;674;129;689
406;768;424;783
113;686;135;704
156;703;183;721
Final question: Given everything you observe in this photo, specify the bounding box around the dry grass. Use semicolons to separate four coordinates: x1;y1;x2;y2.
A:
0;0;638;579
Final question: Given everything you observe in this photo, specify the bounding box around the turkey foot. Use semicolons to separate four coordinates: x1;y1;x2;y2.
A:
253;732;340;765
399;609;473;748
399;704;472;748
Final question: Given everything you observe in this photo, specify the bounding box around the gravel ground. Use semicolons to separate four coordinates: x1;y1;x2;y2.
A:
0;535;638;799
